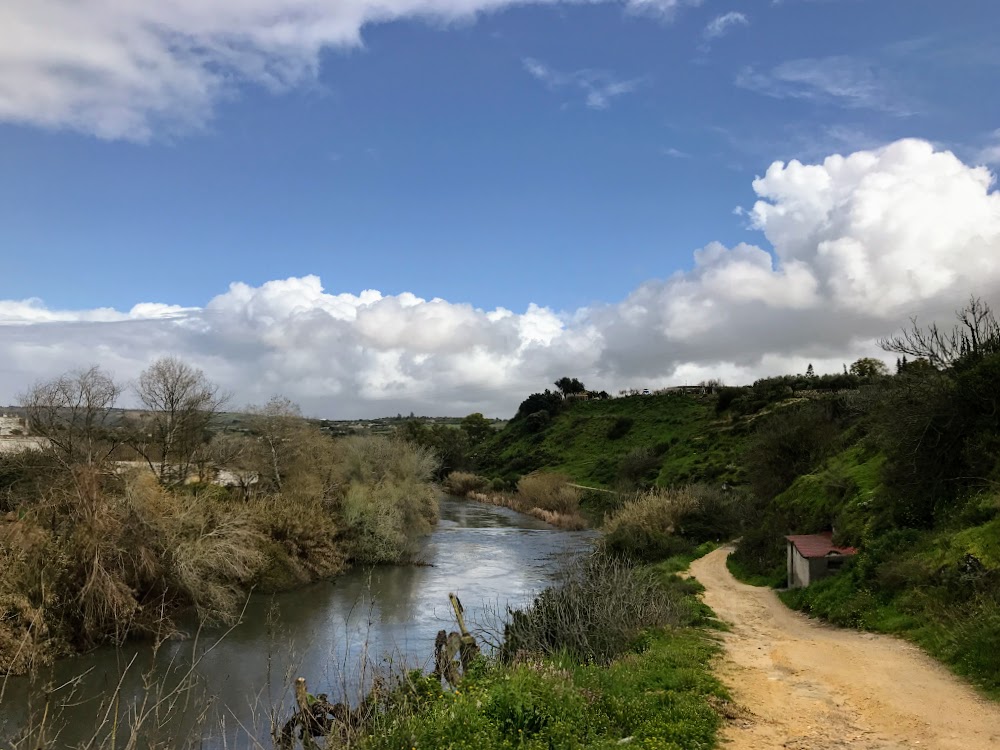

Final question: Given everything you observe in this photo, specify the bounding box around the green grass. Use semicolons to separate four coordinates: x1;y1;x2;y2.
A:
769;443;885;540
726;554;785;588
361;544;728;750
483;394;747;490
654;542;719;574
362;628;725;750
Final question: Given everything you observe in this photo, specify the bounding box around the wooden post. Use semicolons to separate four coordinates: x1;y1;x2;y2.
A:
294;677;320;750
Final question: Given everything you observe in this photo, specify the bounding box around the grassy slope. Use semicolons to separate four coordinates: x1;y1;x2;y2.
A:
735;439;1000;698
483;394;747;490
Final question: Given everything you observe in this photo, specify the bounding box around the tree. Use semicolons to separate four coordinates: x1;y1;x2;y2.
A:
553;377;586;398
133;357;227;485
849;357;889;380
516;390;563;419
880;297;1000;370
460;413;494;446
19;366;123;467
244;396;305;492
805;363;815;378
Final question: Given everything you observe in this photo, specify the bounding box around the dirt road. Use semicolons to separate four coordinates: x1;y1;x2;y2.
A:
689;547;1000;749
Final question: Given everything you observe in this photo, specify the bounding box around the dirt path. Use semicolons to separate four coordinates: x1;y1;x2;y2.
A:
690;547;1000;749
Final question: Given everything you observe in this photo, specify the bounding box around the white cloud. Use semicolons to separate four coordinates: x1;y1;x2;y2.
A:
977;129;1000;166
736;56;914;115
522;58;643;110
661;146;691;158
703;11;748;40
2;139;999;417
0;0;693;140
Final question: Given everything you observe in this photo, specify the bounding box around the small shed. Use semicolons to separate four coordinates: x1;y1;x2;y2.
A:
786;532;857;589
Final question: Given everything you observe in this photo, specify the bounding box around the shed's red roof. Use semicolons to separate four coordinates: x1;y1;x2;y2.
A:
786;532;857;558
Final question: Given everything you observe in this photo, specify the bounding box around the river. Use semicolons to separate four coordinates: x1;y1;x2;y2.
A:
0;497;595;748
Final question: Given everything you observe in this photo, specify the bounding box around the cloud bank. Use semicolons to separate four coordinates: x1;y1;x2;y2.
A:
0;0;697;140
3;138;999;417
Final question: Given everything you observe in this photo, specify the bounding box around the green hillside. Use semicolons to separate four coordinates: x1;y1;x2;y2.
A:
723;301;1000;697
480;392;747;489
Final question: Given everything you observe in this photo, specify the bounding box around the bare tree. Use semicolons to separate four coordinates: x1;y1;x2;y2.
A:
133;357;228;485
19;366;123;467
245;396;304;492
880;297;1000;370
208;432;260;499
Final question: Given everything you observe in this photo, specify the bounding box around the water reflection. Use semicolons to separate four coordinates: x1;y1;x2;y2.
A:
0;498;595;747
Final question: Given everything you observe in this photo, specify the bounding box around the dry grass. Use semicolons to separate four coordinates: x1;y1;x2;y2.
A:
516;472;581;515
441;471;487;497
502;553;684;663
466;481;588;530
601;487;700;562
526;508;588;530
1;431;443;676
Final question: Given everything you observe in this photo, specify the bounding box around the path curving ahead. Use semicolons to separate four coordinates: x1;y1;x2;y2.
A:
689;547;1000;750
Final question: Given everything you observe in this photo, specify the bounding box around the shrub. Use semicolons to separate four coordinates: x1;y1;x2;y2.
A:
616;446;661;489
503;554;683;663
715;386;745;413
674;485;753;543
606;416;634;440
442;471;487;497
516;472;580;515
336;436;440;563
524;410;551;433
248;494;345;589
602;487;715;562
746;402;840;500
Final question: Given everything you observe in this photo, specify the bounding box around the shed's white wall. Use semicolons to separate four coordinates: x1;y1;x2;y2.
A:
788;544;812;588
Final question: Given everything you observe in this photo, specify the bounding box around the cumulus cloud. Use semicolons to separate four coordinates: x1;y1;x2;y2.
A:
522;58;643;110
0;0;694;140
978;129;1000;166
2;139;999;417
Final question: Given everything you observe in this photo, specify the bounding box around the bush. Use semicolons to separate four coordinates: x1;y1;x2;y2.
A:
248;494;345;589
516;473;580;515
606;416;634;440
746;402;840;500
616;447;661;489
728;515;787;583
337;437;440;563
503;554;684;663
715;387;746;413
601;488;698;562
524;410;551;433
674;485;752;543
442;471;487;497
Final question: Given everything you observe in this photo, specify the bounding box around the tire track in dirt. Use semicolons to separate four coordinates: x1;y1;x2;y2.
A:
689;547;1000;749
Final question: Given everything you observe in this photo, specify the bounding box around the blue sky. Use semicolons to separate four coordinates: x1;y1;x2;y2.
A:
1;0;1000;416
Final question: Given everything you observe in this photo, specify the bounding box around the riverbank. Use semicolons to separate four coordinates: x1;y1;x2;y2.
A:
1;498;597;748
358;557;728;750
0;434;440;676
444;471;591;529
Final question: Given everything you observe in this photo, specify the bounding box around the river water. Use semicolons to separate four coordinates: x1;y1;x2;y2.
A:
0;498;595;747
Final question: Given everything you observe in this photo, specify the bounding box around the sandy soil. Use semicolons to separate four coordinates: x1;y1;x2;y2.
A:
689;547;1000;749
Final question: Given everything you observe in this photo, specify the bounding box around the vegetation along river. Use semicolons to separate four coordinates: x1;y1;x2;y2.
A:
0;497;595;747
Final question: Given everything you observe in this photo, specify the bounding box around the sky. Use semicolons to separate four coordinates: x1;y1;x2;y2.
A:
1;0;1000;417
